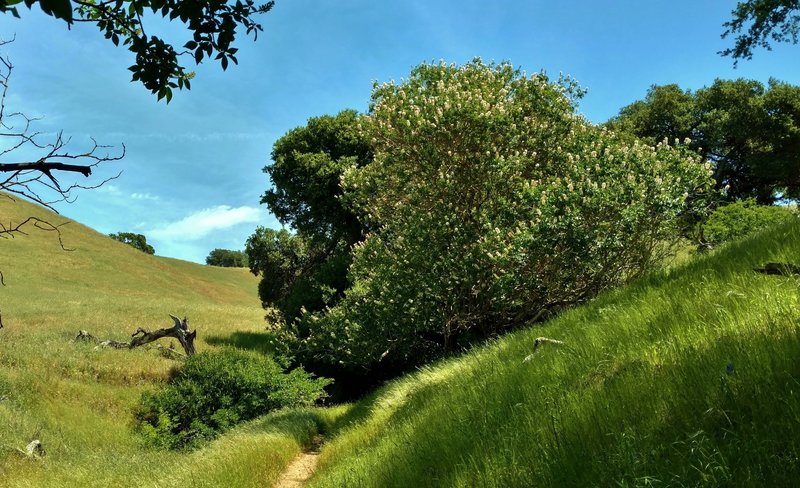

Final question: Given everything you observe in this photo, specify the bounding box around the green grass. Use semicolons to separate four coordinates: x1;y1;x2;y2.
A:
307;219;800;487
4;195;800;487
0;196;324;486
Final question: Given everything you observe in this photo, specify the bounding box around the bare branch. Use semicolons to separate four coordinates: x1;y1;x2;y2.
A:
0;161;93;177
0;39;126;286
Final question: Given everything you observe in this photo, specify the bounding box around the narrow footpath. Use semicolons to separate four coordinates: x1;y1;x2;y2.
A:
273;435;324;488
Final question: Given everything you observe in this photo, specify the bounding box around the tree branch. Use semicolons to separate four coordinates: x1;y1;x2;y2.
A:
0;161;93;177
129;315;197;356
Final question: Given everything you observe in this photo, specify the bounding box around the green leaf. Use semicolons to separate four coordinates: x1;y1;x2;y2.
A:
39;0;74;23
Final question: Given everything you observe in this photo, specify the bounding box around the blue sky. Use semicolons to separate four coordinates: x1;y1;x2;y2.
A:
1;1;798;263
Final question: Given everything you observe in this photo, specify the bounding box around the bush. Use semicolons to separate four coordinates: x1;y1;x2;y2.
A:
205;248;248;267
109;232;155;254
700;200;796;247
297;60;714;379
134;349;330;449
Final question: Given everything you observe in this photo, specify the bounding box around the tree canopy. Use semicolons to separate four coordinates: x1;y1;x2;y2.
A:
721;0;800;63
109;232;155;254
262;109;372;247
247;110;372;323
0;0;275;101
607;78;800;203
296;60;713;378
205;248;248;267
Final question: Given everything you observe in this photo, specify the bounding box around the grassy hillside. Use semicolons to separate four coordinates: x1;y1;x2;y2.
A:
307;220;800;487
4;194;800;487
0;196;319;487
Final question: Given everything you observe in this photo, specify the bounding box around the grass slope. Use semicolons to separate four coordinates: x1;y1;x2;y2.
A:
309;220;800;487
0;196;317;487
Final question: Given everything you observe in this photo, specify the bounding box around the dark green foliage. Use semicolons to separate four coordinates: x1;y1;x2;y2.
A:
108;231;155;254
607;78;800;203
263;110;371;246
309;220;800;487
300;60;712;380
0;0;274;100
134;348;330;450
246;228;307;310
700;199;796;247
245;228;351;325
721;0;800;63
205;248;248;267
249;110;371;323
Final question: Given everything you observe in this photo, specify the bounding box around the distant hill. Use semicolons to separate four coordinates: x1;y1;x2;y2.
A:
0;195;262;332
0;195;282;487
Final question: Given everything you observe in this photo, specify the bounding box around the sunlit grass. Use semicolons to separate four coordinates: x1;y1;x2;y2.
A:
308;219;800;487
4;195;800;487
0;196;323;486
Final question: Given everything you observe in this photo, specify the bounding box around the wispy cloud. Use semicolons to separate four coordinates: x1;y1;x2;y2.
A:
148;205;261;241
97;184;122;195
130;192;159;201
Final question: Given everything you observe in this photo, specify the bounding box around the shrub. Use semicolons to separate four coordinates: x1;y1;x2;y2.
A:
700;199;796;247
109;232;155;254
205;248;248;267
298;60;714;378
134;348;330;449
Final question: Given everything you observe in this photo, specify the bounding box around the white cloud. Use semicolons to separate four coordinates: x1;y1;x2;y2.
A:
148;205;261;241
130;192;160;201
97;184;122;195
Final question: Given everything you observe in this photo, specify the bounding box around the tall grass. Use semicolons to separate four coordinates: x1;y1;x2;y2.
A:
4;195;800;487
0;196;325;486
308;220;800;487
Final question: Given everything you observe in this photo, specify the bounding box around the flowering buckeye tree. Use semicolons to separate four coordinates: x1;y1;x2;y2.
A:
300;60;713;375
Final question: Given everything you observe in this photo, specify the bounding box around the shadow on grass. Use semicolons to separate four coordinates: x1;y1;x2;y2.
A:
205;331;278;356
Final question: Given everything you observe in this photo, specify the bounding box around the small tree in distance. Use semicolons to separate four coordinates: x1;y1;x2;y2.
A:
109;232;155;255
206;248;248;267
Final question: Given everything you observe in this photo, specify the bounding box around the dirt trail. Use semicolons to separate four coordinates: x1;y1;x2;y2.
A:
273;435;324;488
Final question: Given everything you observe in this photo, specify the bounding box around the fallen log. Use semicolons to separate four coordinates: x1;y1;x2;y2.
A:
153;343;187;360
96;339;130;350
129;315;196;356
74;314;196;357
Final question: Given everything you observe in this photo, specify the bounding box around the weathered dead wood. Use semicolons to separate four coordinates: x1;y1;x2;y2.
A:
74;315;196;358
24;440;44;458
754;262;800;276
74;330;129;349
153;343;187;360
96;339;130;350
129;315;196;356
523;337;566;363
75;330;95;342
8;439;45;460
